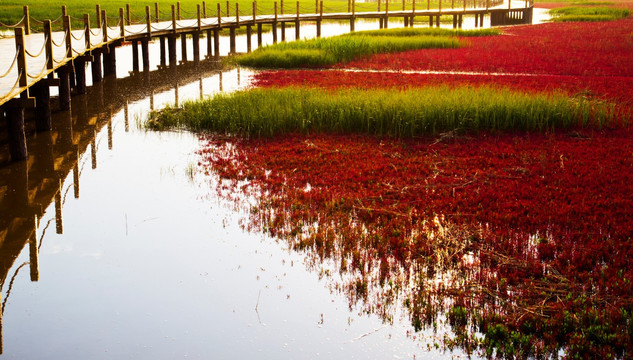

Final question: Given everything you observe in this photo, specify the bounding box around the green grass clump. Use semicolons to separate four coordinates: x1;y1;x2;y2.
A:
549;6;630;21
347;27;500;37
235;36;459;68
146;87;620;136
233;28;493;68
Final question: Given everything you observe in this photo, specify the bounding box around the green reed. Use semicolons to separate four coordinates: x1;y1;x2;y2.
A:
549;6;630;21
232;27;496;68
146;86;622;136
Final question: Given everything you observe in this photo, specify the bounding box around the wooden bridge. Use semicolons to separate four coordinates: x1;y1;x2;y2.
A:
0;0;533;162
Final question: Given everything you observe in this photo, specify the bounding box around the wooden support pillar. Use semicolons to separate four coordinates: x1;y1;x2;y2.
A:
404;16;409;27
246;25;252;52
213;29;220;59
75;60;87;94
91;50;102;83
257;23;263;46
316;19;321;37
206;29;213;58
192;32;200;62
32;82;51;132
160;36;167;67
141;38;150;70
58;65;72;110
453;14;457;28
474;13;479;27
458;13;463;28
181;33;188;63
132;40;140;72
168;35;177;66
229;27;236;54
281;23;286;42
480;12;484;26
429;15;433;27
436;15;440;26
4;104;27;161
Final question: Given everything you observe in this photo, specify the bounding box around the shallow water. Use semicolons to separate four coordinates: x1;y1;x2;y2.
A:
0;15;555;358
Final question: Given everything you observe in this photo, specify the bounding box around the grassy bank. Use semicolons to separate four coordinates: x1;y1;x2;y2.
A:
146;86;620;136
0;0;445;31
233;28;498;68
549;6;630;21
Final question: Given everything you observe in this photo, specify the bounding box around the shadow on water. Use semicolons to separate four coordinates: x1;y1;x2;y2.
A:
0;58;246;354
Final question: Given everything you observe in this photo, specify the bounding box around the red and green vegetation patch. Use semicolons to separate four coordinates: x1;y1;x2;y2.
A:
187;15;633;359
199;129;633;358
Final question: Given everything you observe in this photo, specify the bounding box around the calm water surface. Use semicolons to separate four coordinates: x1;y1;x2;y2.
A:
0;16;553;358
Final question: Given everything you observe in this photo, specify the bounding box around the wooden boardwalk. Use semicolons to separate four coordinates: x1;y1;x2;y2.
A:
0;0;533;161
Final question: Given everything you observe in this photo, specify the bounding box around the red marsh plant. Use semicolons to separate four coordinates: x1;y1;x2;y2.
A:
197;128;633;359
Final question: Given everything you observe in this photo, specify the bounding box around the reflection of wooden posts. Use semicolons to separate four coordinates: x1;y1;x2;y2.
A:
32;82;51;132
91;135;97;169
246;25;252;52
73;159;80;199
257;23;263;47
108;111;113;150
55;180;63;234
75;59;87;94
219;71;223;92
30;215;40;282
273;2;278;44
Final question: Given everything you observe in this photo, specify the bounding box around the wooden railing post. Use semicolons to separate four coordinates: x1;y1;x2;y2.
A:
217;3;222;25
402;0;405;11
236;3;240;26
315;0;319;13
155;3;160;22
197;4;202;29
428;0;430;10
172;5;177;32
126;4;131;25
84;14;91;49
96;4;102;28
63;14;71;58
102;9;108;42
227;1;230;16
44;20;53;70
62;5;67;17
146;6;152;36
253;1;257;23
203;1;207;17
378;0;381;12
119;8;125;37
23;6;30;35
14;27;27;89
177;1;182;20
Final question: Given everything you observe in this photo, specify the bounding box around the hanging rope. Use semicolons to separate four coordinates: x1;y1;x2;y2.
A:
27;54;49;79
0;50;19;78
24;34;49;58
0;15;26;28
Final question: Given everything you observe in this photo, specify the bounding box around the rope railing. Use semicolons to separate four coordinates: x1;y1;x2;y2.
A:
26;54;50;79
0;51;19;78
1;69;24;102
23;34;49;58
0;16;26;29
70;29;85;42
